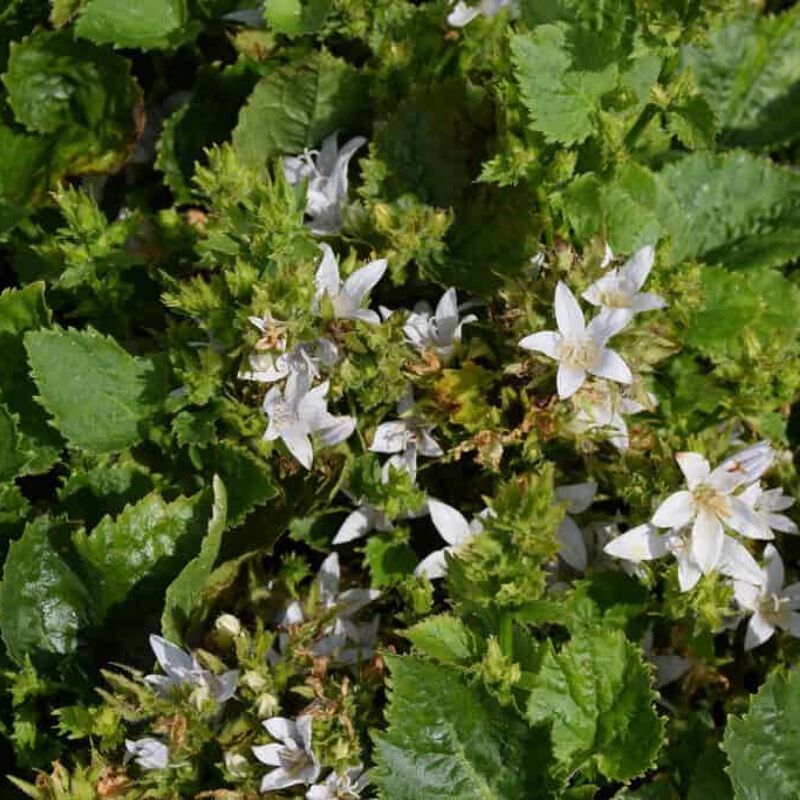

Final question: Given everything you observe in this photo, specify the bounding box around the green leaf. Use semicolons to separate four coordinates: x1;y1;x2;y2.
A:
511;25;619;145
723;667;800;800
565;572;650;631
161;476;227;643
264;0;332;35
232;51;366;168
208;443;277;526
0;516;92;665
683;7;800;149
0;124;51;232
0;283;61;474
374;655;557;799
75;0;191;50
24;328;166;453
72;491;202;619
0;404;23;482
3;31;143;173
658;151;800;269
526;629;664;781
403;614;476;664
362;532;417;587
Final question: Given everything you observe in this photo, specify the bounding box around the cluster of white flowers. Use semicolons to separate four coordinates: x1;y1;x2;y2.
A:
519;245;664;451
447;0;511;27
604;441;799;650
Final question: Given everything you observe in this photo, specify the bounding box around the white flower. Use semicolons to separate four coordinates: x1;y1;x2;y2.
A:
649;449;770;575
571;382;653;451
125;738;169;770
145;635;238;705
284;133;366;235
315;552;380;618
555;483;597;572
307;764;370;799
519;281;632;399
262;370;355;469
642;629;690;689
738;482;797;536
415;498;489;579
334;501;394;545
604;522;763;592
370;387;443;476
253;715;321;793
582;245;666;320
313;615;380;665
403;288;477;362
600;242;615;269
313;244;387;324
447;0;510;27
734;544;800;650
718;440;774;485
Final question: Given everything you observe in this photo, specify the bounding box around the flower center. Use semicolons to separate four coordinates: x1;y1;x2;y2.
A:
758;592;790;626
666;529;690;556
556;338;598;369
272;402;299;428
597;287;631;308
691;485;730;517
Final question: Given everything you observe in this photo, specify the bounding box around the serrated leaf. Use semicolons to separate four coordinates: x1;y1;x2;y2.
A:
3;31;143;173
75;0;191;50
161;476;227;643
72;491;203;619
0;124;51;232
683;7;800;149
0;516;92;665
0;283;61;474
24;328;166;453
658;151;800;268
0;404;23;482
374;655;557;799
232;52;366;168
362;532;417;586
208;443;277;526
723;667;800;800
511;25;619;145
404;614;476;664
526;629;664;781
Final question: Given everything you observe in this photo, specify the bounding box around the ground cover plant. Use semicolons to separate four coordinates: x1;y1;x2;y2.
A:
1;0;800;797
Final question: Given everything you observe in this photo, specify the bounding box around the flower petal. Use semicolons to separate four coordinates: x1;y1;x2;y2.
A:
555;482;597;514
677;554;702;592
623;245;655;290
415;548;449;579
603;523;668;562
342;259;387;309
733;580;760;611
651;490;694;529
149;635;194;677
370;421;407;453
744;613;775;651
556;363;587;399
333;508;373;544
281;424;314;469
674;452;710;489
690;508;724;574
554;281;586;338
262;717;296;742
558;516;588;571
629;292;666;313
314;244;340;300
724;496;772;540
719;536;763;586
590;348;632;385
429;498;473;547
763;543;784;594
519;330;560;358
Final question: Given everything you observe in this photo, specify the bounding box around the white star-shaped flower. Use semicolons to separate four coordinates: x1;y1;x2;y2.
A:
738;482;797;536
125;738;170;770
313;244;387;324
284;133;366;235
447;0;510;27
253;715;321;793
306;764;370;800
415;498;490;579
145;635;238;705
519;281;632;399
604;522;763;592
403;287;477;363
262;371;355;469
571;382;654;451
582;245;665;321
734;544;800;650
555;482;597;572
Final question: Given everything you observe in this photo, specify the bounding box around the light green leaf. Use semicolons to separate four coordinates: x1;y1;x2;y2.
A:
511;25;619;145
24;328;166;453
526;629;664;781
264;0;332;35
3;31;142;173
723;667;800;800
75;0;191;50
404;614;476;664
0;124;50;232
208;443;277;526
0;404;23;482
683;7;800;148
374;655;558;799
161;476;227;643
232;52;365;168
658;151;800;268
72;491;202;619
0;516;92;665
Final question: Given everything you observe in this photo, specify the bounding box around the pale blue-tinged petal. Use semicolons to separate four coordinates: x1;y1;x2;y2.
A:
589;348;632;385
674;452;710;490
554;281;585;338
690;508;724;574
519;330;560;357
744;613;775;651
603;523;668;562
429;498;473;547
651;490;694;529
622;244;655;290
556;363;586;399
415;548;449;579
558;516;588;572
